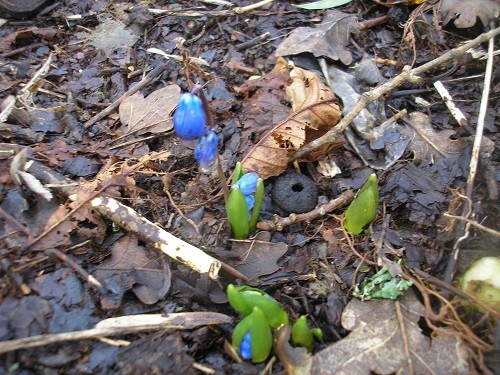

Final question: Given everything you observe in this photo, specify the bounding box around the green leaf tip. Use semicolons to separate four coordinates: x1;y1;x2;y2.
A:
232;306;273;363
227;284;289;328
227;186;250;239
344;173;379;235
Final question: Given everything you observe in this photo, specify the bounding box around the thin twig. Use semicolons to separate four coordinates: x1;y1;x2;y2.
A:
256;189;354;231
443;31;496;284
443;213;500;238
84;64;165;129
46;248;106;294
395;301;415;375
291;26;500;161
0;312;231;354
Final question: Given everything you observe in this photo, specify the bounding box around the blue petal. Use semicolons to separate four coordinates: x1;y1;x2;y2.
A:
194;130;218;169
245;195;255;213
239;332;252;360
236;172;259;196
173;93;206;140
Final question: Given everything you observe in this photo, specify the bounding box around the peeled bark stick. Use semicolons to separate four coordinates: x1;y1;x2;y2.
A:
0;312;232;354
90;196;222;279
25;159;247;281
433;81;467;126
291;26;500;161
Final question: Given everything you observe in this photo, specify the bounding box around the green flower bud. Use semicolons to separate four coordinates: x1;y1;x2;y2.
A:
232;306;273;363
227;284;289;328
344;173;379;235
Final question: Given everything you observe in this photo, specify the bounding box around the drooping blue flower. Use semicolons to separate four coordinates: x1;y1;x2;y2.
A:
194;130;218;170
173;93;206;140
239;332;252;360
236;172;259;196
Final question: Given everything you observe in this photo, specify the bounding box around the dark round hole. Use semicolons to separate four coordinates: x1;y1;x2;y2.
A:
291;183;304;192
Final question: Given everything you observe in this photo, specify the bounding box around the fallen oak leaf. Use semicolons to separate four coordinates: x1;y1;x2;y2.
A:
241;64;341;179
118;85;180;137
311;291;470;375
439;0;500;29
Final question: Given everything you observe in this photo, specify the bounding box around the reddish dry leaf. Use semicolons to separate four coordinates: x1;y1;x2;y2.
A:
241;64;341;180
118;85;180;137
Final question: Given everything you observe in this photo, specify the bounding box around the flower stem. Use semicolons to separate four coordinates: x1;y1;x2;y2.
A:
216;155;230;203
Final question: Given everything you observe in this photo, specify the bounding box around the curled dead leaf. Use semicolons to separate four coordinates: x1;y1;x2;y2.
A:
241;64;341;180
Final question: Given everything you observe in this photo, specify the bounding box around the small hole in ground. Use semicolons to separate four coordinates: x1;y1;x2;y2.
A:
292;183;304;192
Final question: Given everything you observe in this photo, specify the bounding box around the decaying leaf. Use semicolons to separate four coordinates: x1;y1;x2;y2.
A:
402;112;467;164
231;231;288;280
82;19;139;51
275;9;359;65
312;292;470;375
439;0;500;29
241;64;341;179
118;85;180;137
94;234;171;308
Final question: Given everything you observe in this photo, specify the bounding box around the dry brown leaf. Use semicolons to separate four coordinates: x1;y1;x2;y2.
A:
439;0;500;29
402;112;467;163
312;292;470;375
118;85;180;137
241;65;341;180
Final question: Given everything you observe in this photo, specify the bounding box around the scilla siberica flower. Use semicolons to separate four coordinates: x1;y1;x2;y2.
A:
173;92;206;140
236;172;259;196
235;172;259;216
239;332;252;360
194;130;218;171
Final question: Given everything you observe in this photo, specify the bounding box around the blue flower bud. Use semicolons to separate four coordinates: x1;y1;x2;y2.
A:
194;130;218;170
239;332;252;360
173;93;206;140
236;172;259;196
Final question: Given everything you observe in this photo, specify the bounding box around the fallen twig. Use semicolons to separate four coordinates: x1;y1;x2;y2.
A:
83;63;166;129
443;213;500;238
0;312;231;354
257;189;354;231
433;81;467;126
291;26;500;161
443;31;496;284
148;0;273;17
